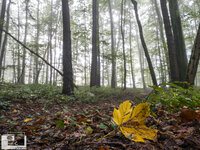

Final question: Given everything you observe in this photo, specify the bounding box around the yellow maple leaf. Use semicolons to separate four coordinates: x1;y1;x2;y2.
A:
113;100;157;142
113;100;133;125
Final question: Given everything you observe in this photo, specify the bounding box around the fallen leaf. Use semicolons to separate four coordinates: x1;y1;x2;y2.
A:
24;118;33;122
179;109;200;123
113;101;157;142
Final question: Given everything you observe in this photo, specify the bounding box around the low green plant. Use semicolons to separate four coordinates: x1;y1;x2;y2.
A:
74;86;134;103
145;82;200;111
0;83;72;103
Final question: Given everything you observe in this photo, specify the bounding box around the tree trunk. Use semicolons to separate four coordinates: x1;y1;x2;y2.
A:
0;0;11;78
152;0;169;80
17;0;21;83
62;0;74;95
108;0;116;88
129;18;136;88
121;0;127;90
90;0;100;87
0;0;7;52
135;21;146;89
131;0;158;86
34;0;40;84
186;23;200;85
46;41;49;84
49;0;53;85
20;0;29;84
169;0;188;81
160;0;180;82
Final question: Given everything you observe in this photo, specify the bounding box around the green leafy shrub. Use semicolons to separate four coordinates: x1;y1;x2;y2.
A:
145;82;200;111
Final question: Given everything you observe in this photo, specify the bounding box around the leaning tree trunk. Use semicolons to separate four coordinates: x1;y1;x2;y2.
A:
160;0;180;82
131;0;158;86
186;23;200;85
61;0;74;95
169;0;188;81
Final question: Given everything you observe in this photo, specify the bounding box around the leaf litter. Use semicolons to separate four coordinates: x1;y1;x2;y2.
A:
0;95;200;150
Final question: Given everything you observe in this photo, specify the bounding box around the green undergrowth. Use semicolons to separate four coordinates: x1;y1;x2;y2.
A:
0;83;140;109
145;82;200;111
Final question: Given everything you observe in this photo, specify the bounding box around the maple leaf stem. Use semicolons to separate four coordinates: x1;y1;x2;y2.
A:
94;129;116;141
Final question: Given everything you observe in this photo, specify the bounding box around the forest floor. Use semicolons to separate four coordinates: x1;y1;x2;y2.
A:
0;84;200;150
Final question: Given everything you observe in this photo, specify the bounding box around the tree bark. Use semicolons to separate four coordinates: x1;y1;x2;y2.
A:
90;0;100;87
186;23;200;85
160;0;180;82
169;0;188;81
131;0;158;86
62;0;74;95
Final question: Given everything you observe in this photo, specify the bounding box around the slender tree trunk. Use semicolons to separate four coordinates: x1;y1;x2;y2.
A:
121;0;127;89
34;0;40;83
186;23;200;85
17;0;21;82
108;0;116;88
131;0;158;86
129;18;136;88
139;48;146;89
152;0;169;80
160;0;180;82
46;41;49;84
20;0;29;84
106;60;110;86
155;20;165;83
2;49;6;80
62;0;74;95
90;0;100;87
28;53;33;83
102;45;104;86
49;0;53;85
169;0;188;81
96;1;100;87
0;0;7;52
12;46;16;83
0;0;11;78
84;35;87;86
135;21;146;89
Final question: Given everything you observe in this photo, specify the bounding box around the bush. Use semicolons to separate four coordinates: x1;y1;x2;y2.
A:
145;82;200;111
